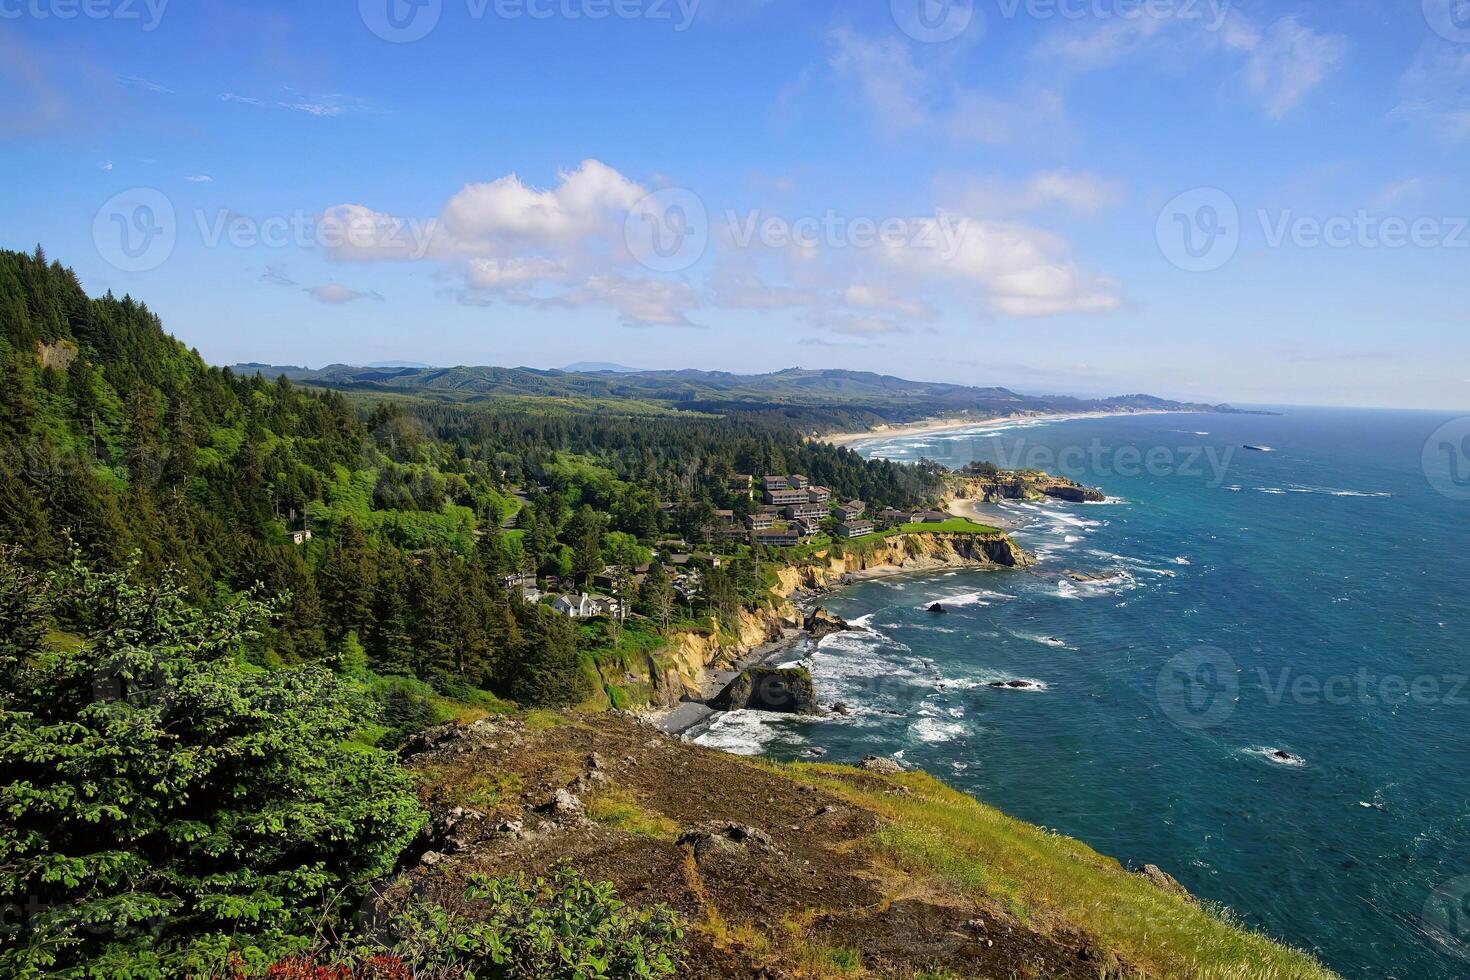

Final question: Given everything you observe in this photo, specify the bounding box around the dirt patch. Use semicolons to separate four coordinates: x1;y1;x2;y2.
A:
393;713;1114;978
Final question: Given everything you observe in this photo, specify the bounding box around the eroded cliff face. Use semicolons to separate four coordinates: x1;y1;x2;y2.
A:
635;532;1032;706
771;531;1033;598
949;472;1105;504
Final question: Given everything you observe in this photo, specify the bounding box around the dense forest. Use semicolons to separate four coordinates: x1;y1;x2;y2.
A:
0;246;945;707
0;245;960;975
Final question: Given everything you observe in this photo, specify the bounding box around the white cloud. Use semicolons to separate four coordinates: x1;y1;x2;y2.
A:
948;89;1072;148
185;174;213;183
465;256;570;289
321;160;1120;330
116;74;173;95
811;311;907;337
98;161;113;171
1230;16;1347;121
1031;8;1343;121
441;159;644;249
882;216;1121;318
1394;42;1470;141
307;283;384;304
826;27;927;129
944;170;1123;217
841;283;933;320
1372;177;1435;209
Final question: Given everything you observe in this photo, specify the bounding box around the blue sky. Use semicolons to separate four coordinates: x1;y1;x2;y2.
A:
2;0;1468;409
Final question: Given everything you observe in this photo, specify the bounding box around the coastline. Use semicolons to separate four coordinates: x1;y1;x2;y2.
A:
650;628;808;737
822;409;1179;450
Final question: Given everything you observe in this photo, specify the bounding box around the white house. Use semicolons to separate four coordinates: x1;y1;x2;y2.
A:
552;593;620;619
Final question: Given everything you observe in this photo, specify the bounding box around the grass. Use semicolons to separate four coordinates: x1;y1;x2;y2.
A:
418;766;524;810
586;785;679;839
761;761;1337;980
884;518;1001;535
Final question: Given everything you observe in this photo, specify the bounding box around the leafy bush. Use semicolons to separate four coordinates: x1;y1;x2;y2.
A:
373;868;683;979
0;550;427;978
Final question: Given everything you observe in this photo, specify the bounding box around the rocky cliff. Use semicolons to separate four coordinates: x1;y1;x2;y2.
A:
949;471;1105;504
616;531;1032;710
771;530;1034;598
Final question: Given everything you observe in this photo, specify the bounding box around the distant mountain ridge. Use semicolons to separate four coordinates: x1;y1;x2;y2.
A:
227;361;1240;430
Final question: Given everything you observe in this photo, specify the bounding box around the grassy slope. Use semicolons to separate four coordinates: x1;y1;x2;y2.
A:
765;760;1335;980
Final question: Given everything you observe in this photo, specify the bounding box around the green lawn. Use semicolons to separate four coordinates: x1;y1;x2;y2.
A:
886;518;1001;535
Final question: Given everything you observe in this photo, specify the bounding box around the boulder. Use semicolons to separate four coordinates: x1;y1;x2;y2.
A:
1136;864;1196;904
710;667;820;715
927;603;947;614
677;820;777;862
803;607;851;639
536;788;585;821
860;755;904;774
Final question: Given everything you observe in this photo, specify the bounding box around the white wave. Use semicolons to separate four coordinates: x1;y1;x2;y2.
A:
911;717;967;743
983;676;1050;692
918;589;1013;610
1243;746;1306;768
1011;632;1068;648
1171;556;1192;565
692;710;794;756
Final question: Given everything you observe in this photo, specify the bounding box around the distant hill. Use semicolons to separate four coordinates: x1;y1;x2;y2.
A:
231;362;1240;432
562;361;643;373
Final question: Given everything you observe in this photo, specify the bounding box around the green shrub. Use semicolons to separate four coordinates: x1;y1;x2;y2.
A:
0;551;426;978
375;867;684;979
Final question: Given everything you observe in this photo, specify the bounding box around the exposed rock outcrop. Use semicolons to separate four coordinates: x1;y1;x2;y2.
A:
710;667;819;715
803;607;851;639
950;471;1105;504
861;755;905;774
772;531;1034;599
1136;864;1197;905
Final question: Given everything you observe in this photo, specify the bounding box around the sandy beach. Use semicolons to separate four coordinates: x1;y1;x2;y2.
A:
822;410;1174;449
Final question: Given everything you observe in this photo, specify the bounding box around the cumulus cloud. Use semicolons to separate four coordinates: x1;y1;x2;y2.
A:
440;159;644;249
881;216;1121;318
320;159;1119;330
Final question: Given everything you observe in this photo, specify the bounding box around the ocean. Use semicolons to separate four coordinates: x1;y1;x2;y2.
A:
694;406;1470;979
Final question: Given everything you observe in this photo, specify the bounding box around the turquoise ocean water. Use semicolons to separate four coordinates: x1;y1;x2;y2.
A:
695;407;1470;978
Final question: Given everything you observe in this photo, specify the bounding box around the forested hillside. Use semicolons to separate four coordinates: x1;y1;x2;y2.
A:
237;360;1229;433
0;246;943;707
